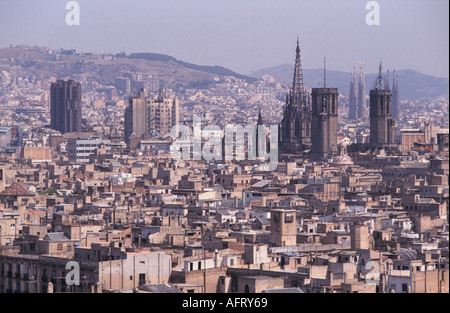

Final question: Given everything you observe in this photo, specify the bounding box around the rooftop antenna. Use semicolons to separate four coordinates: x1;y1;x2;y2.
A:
323;57;327;88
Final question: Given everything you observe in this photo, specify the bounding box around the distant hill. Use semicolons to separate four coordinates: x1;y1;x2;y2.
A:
249;64;449;100
0;45;256;89
127;52;256;82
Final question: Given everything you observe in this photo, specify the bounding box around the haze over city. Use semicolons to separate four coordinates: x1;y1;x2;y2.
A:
0;0;448;77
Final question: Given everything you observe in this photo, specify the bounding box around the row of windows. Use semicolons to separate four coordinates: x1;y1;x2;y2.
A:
76;150;96;154
76;143;109;147
390;283;409;292
0;264;95;284
405;205;433;211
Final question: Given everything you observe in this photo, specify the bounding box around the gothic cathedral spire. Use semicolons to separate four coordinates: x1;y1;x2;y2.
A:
279;37;312;155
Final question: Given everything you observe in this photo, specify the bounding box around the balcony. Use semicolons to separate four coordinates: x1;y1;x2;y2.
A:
389;270;411;277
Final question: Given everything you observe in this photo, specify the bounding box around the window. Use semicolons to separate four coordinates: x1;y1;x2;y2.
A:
285;214;294;223
273;213;280;222
139;273;146;285
198;261;202;270
402;283;408;293
244;285;250;293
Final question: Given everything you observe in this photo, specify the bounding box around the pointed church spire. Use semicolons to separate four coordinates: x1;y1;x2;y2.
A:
292;37;305;107
280;37;312;154
386;69;390;90
348;66;358;120
357;66;367;119
392;69;400;119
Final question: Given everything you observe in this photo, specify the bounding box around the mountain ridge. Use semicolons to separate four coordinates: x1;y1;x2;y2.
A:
0;45;447;100
0;45;257;89
249;64;449;101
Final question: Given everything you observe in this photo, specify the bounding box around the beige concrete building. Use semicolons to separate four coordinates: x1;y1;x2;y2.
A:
236;275;284;293
0;246;171;293
270;209;296;247
350;224;370;251
20;145;52;163
124;88;179;145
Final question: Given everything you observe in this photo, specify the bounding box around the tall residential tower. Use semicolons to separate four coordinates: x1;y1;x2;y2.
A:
50;79;82;134
124;88;179;146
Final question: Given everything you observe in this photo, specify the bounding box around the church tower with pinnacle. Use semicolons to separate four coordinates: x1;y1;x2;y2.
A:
279;37;312;154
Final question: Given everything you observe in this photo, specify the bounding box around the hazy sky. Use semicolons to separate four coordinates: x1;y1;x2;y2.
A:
0;0;448;77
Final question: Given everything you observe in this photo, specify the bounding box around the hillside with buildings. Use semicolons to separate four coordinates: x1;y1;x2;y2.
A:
0;45;255;91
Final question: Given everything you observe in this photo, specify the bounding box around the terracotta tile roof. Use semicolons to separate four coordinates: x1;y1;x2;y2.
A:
0;182;34;196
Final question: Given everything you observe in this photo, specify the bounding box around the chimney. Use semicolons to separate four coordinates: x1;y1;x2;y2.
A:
214;250;219;268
